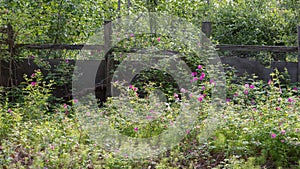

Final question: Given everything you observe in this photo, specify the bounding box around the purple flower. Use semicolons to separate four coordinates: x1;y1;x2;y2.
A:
288;98;293;103
129;85;137;91
271;133;276;138
130;33;134;37
134;127;138;132
210;79;216;85
234;93;238;97
193;77;198;81
31;82;37;86
199;72;205;80
281;130;286;135
157;37;161;42
292;87;298;91
202;86;205;91
226;98;231;102
8;108;12;113
244;90;249;95
281;139;285;143
197;65;202;69
191;72;198;77
65;59;69;63
197;95;204;102
50;145;55;150
31;73;36;78
250;85;255;89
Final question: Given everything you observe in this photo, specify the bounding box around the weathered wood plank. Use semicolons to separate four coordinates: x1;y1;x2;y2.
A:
15;44;105;50
216;44;298;53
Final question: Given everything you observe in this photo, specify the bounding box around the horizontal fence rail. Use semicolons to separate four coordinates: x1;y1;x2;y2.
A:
13;44;298;53
216;44;298;53
15;44;105;50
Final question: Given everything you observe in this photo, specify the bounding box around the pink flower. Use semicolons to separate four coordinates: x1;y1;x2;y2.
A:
226;98;231;102
180;88;187;93
189;93;193;98
271;133;276;138
174;93;179;98
199;72;205;80
244;90;249;95
202;86;205;90
129;85;137;91
66;59;69;63
281;130;286;135
276;107;281;111
250;85;254;89
244;84;249;88
157;37;161;42
234;93;238;97
278;97;282;102
31;73;36;78
251;99;256;105
292;87;298;91
86;112;91;116
288;98;293;103
31;82;37;86
268;79;272;85
197;95;204;102
7;108;12;113
281;139;285;143
192;77;198;81
191;72;198;76
73;99;78;103
130;33;134;37
186;129;190;134
63;104;68;109
146;116;152;120
134;127;138;132
197;65;202;69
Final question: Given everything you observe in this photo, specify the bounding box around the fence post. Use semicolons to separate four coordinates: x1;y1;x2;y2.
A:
104;20;113;97
202;21;212;37
7;23;15;86
298;25;300;82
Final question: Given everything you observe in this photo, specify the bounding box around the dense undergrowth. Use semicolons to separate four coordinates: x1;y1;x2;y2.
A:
0;66;299;169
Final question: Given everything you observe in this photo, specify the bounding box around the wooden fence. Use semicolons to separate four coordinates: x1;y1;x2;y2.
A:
0;22;299;100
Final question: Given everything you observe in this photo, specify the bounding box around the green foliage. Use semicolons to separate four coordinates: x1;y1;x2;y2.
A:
211;0;299;46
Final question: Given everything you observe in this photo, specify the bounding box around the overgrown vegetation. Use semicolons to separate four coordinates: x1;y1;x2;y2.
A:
0;0;299;168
